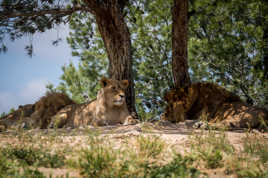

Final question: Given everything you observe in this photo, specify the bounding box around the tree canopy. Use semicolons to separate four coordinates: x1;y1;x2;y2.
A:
1;0;267;119
188;0;268;107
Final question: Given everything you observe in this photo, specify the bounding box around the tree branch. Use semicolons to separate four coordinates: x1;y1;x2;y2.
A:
0;6;85;19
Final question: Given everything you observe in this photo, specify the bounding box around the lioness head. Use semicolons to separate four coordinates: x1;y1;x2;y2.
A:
99;77;129;107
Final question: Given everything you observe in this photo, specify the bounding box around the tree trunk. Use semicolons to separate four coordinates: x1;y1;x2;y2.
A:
93;2;136;114
263;20;268;80
261;2;268;106
172;0;191;88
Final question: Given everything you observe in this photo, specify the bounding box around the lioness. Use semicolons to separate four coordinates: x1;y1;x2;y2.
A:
50;77;137;127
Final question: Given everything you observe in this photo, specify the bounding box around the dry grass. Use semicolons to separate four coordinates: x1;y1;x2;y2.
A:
0;124;267;177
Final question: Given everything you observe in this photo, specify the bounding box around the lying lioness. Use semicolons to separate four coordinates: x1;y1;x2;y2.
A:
50;77;137;128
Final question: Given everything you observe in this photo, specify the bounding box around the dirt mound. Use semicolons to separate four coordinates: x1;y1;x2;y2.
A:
163;82;268;130
0;92;75;130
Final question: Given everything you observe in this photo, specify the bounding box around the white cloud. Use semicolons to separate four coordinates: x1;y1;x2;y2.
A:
0;79;48;114
19;79;48;104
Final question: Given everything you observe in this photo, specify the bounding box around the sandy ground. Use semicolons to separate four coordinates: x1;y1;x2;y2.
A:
0;121;267;177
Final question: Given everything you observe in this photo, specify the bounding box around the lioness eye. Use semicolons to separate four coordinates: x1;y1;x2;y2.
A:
111;86;116;90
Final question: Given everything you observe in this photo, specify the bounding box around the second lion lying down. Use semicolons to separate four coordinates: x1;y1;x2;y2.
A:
50;77;137;128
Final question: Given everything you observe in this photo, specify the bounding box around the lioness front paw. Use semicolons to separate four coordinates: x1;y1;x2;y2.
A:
123;116;139;125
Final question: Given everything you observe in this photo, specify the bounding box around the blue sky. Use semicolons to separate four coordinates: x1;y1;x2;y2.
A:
0;25;76;113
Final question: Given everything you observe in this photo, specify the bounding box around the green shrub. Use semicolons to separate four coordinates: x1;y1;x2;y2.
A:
0;146;65;168
147;154;200;178
79;144;117;177
0;150;45;178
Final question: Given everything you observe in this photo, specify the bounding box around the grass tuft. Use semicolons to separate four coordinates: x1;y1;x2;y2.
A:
137;135;164;158
78;135;199;178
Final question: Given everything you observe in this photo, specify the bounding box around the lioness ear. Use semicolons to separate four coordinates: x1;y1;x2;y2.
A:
100;77;110;88
121;80;129;89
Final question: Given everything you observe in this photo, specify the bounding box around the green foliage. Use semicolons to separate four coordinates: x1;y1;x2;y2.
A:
147;154;200;178
1;124;268;177
8;108;15;114
54;0;268;121
137;135;164;158
0;145;65;168
78;135;199;178
189;130;268;177
0;0;73;56
0;146;49;178
190;131;233;169
48;11;108;103
53;0;174;119
0;151;15;176
129;0;173;119
199;148;223;169
243;134;268;164
2;0;267;118
79;143;117;177
225;157;268;178
0;112;6;118
189;0;268;108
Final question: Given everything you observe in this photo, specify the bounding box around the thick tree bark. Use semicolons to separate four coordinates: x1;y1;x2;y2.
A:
261;2;268;106
263;21;268;80
84;0;136;114
172;0;191;88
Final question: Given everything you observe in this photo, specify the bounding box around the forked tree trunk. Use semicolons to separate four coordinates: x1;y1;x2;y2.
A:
92;2;136;114
172;0;191;88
